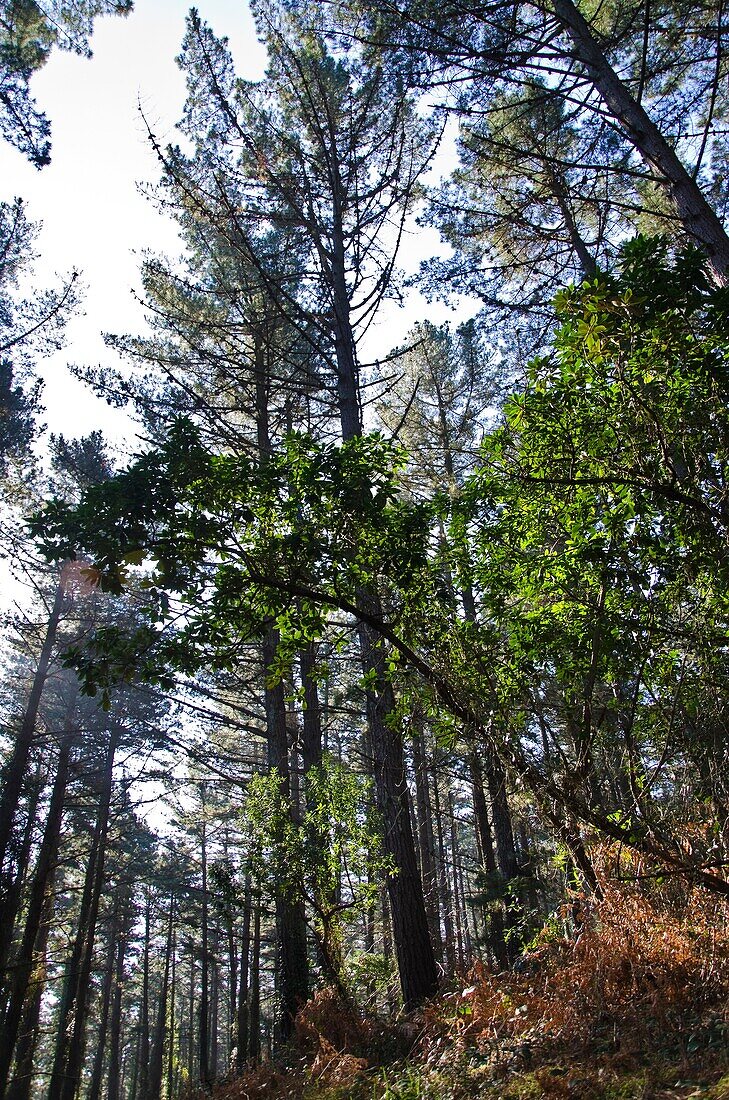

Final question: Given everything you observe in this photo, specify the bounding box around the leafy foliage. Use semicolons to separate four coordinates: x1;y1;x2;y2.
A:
243;754;394;979
28;237;729;891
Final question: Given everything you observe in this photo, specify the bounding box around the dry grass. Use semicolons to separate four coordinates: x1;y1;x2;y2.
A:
428;854;729;1055
202;846;729;1099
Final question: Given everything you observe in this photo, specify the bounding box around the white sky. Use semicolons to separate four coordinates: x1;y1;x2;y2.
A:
1;0;456;457
2;1;267;450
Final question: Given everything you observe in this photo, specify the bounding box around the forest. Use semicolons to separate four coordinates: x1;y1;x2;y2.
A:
3;0;729;1097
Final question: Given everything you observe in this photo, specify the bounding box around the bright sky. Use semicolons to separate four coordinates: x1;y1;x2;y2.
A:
1;0;456;458
0;0;461;649
2;0;267;451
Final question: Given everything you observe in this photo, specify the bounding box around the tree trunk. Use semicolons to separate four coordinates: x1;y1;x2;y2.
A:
552;0;729;278
0;582;64;883
209;940;218;1082
0;760;42;998
486;750;524;959
166;921;177;1100
431;763;456;971
6;860;60;1100
199;812;210;1089
330;187;438;1007
452;809;473;963
262;627;309;1042
448;793;465;969
235;876;251;1073
299;643;322;775
411;726;441;959
137;893;152;1100
186;953;196;1086
0;719;73;1100
86;915;117;1100
107;915;128;1100
543;158;598;277
469;751;509;969
47;720;119;1100
248;898;261;1063
147;897;174;1100
360;622;439;1007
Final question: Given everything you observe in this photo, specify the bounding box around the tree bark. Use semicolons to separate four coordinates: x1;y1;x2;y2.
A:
199;811;210;1089
359;620;439;1007
469;750;509;969
86;914;117;1100
299;644;322;775
147;897;174;1100
0;760;42;998
327;143;438;1006
411;725;441;958
552;0;729;278
248;898;261;1063
0;582;64;882
47;719;120;1100
6;857;61;1100
107;914;128;1100
186;953;196;1086
0;719;72;1100
262;628;309;1042
137;893;152;1100
235;875;251;1073
166;922;176;1100
431;763;456;972
448;793;465;968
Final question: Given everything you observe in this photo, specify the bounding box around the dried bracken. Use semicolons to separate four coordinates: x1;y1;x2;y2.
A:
413;847;729;1095
199;848;729;1099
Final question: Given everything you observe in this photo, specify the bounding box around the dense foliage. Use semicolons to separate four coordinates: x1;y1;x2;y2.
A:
3;0;729;1097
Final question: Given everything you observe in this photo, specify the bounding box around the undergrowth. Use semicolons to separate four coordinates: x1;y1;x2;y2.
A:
195;849;729;1099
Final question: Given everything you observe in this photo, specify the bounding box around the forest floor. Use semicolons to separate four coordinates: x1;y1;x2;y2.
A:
201;865;729;1099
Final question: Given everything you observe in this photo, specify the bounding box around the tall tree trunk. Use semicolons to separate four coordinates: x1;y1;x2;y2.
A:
248;897;261;1063
469;751;509;969
137;892;152;1100
380;887;399;1015
541;158;598;278
486;750;524;960
86;914;117;1100
451;803;473;963
358;620;439;1007
458;859;474;961
0;760;42;999
299;644;323;775
0;582;64;885
209;940;219;1082
128;1022;141;1100
47;720;120;1100
107;914;128;1100
411;725;441;959
0;718;74;1100
431;763;456;971
235;876;252;1073
552;0;729;277
166;922;176;1100
199;811;210;1089
363;854;376;954
262;628;309;1042
448;793;465;969
147;897;174;1100
255;368;309;1042
186;953;196;1086
330;200;438;1007
6;860;60;1100
224;839;237;1070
